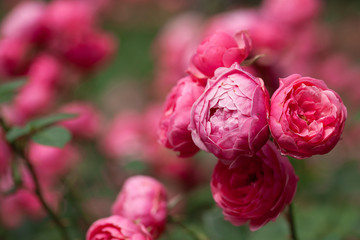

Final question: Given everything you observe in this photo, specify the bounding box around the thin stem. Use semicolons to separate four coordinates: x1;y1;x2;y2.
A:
287;203;298;240
0;117;70;240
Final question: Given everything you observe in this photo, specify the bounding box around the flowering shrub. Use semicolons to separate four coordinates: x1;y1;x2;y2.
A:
0;0;359;240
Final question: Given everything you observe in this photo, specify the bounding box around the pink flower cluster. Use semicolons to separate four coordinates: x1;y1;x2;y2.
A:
0;0;115;123
157;1;347;229
86;175;167;240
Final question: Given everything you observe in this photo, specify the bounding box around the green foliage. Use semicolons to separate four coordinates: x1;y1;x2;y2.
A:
31;126;71;148
0;79;26;104
6;113;76;142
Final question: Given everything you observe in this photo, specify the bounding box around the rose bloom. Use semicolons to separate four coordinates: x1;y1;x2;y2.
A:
211;141;298;231
269;74;347;159
189;63;270;162
87;215;152;240
112;175;167;239
188;31;252;82
158;76;204;157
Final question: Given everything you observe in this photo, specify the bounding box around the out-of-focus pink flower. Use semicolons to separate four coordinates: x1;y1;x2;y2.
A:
189;63;270;163
14;81;55;118
0;1;46;42
211;141;298;231
0;38;32;78
100;112;147;160
28;54;62;87
188;31;252;82
203;9;288;53
159;76;204;157
59;102;101;139
153;13;203;95
112;175;167;238
58;30;116;70
261;0;321;26
43;0;95;36
270;74;347;159
28;142;80;181
86;215;153;240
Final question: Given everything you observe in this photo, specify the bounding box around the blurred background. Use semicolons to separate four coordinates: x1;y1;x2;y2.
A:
0;0;360;239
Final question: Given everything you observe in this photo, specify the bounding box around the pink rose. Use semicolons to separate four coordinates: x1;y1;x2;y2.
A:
188;31;252;82
0;1;46;42
59;102;101;139
59;30;116;70
0;38;32;78
189;63;270;162
28;54;62;88
269;74;347;159
28;142;80;181
158;76;204;157
112;175;167;238
87;215;153;240
100;112;147;160
153;12;202;95
261;0;321;26
211;141;298;231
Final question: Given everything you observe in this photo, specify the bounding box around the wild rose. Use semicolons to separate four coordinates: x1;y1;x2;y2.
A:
188;31;252;82
269;74;347;159
86;215;153;240
59;102;101;139
211;141;298;231
159;76;204;157
189;63;270;162
112;175;167;238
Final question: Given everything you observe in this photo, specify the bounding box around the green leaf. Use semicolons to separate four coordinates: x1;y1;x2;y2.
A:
31;126;71;148
123;160;148;173
0;79;26;103
29;113;77;129
6;125;32;142
5;113;77;142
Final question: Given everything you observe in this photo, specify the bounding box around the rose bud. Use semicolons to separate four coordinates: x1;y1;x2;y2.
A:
188;31;252;83
269;74;347;159
112;175;167;239
59;102;101;139
0;38;32;78
159;76;204;157
211;141;298;231
0;1;46;42
87;215;153;240
189;63;270;163
28;54;62;88
59;30;116;70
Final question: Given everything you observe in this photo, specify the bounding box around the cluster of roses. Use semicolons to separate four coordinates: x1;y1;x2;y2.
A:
0;0;115;124
158;29;347;230
0;0;110;227
86;175;168;240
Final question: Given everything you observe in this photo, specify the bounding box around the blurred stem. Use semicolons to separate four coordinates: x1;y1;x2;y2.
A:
0;117;71;240
168;216;209;240
63;178;91;230
287;203;298;240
